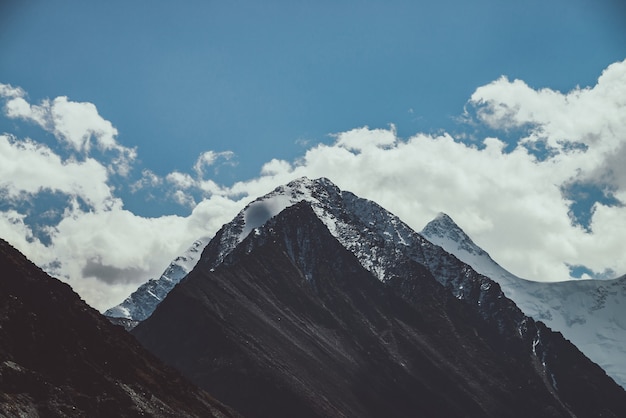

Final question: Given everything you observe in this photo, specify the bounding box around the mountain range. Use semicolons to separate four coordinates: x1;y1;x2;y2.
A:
117;177;625;416
108;177;626;391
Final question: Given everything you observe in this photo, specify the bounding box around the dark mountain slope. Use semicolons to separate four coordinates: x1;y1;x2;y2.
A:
133;202;626;417
0;238;238;418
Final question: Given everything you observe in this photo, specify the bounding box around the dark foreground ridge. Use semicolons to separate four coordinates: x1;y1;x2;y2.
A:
0;238;239;418
133;197;626;418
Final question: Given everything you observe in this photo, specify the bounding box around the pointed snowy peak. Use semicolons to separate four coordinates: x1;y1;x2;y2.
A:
421;213;626;390
200;177;349;269
421;213;488;258
420;212;524;285
200;176;428;284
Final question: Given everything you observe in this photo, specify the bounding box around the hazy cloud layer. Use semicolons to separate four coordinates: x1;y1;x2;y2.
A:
1;60;625;311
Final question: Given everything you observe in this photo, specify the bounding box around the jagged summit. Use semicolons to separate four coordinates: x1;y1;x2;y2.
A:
233;177;343;248
419;212;517;285
207;177;340;261
421;212;490;259
200;176;423;284
107;176;443;324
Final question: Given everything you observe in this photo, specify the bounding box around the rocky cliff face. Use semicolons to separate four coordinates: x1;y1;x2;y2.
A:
0;238;238;418
132;182;626;418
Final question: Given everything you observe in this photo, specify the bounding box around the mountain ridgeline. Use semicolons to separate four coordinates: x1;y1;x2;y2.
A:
130;178;626;417
105;238;209;330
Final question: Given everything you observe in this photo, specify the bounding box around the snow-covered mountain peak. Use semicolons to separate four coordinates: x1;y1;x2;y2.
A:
419;212;522;287
199;176;427;286
421;212;489;259
208;177;345;266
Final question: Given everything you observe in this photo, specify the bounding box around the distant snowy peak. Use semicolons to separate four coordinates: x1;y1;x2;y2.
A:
421;213;489;258
420;213;520;283
105;238;209;322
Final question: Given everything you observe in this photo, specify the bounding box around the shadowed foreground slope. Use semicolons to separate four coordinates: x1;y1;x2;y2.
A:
0;238;238;418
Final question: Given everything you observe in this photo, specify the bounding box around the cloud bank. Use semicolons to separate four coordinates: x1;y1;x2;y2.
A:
1;59;625;311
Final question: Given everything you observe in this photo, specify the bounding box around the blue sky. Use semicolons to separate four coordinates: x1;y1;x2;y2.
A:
1;0;625;310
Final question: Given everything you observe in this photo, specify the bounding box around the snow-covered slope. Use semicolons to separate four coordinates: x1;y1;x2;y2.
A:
105;238;209;323
421;213;626;389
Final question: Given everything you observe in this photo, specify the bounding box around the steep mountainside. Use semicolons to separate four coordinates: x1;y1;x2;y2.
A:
132;178;626;418
0;238;238;418
421;212;626;388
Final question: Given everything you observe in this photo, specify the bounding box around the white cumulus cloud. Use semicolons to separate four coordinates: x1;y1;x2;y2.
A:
469;60;626;189
0;85;136;176
0;134;114;210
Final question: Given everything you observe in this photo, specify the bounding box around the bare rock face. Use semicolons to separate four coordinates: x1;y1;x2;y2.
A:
133;198;626;418
0;238;239;418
